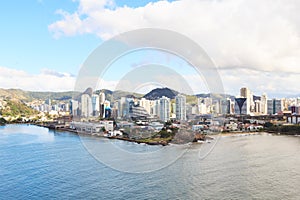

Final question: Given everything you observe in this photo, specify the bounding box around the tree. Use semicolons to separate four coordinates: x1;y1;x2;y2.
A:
264;122;273;128
0;117;6;125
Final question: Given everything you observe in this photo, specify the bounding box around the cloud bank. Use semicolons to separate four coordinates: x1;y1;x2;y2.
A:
0;66;120;92
49;0;300;72
0;66;76;92
48;0;300;96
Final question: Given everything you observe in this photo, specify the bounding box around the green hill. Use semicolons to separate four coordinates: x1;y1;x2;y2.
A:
0;99;38;118
0;88;80;102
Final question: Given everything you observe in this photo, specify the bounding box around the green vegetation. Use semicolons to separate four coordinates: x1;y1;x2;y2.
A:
0;99;38;118
137;136;173;144
0;88;80;101
0;117;6;125
266;124;300;135
148;121;178;139
28;91;80;101
159;129;175;138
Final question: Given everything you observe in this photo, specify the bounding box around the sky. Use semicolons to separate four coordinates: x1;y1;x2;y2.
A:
1;0;300;97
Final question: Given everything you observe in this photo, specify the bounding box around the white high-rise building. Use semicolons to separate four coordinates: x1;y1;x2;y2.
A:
175;94;186;121
151;99;160;118
198;98;207;114
198;103;207;114
159;96;170;122
81;94;92;118
260;93;268;115
139;98;151;114
117;97;126;118
92;94;100;116
240;87;252;114
99;92;105;104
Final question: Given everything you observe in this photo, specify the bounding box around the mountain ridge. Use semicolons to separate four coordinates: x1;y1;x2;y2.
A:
0;88;233;103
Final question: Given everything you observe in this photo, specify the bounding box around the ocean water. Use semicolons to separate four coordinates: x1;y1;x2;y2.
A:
1;124;300;199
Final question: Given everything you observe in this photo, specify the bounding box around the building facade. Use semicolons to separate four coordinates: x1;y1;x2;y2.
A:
175;94;186;121
159;96;170;122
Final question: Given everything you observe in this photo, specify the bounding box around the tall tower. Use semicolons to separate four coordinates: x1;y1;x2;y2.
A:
81;94;92;118
198;98;207;114
267;98;283;114
159;96;170;122
240;87;252;114
92;94;100;116
70;100;79;116
175;94;186;121
139;98;151;114
117;97;126;118
99;92;105;118
260;93;268;115
234;97;247;115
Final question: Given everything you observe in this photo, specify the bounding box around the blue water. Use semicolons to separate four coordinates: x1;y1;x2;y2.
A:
1;125;300;199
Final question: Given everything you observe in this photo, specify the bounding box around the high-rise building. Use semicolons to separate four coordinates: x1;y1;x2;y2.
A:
159;96;170;122
99;92;105;104
212;99;220;114
104;100;111;118
254;100;261;113
198;98;207;114
92;94;100;116
81;94;92;118
117;97;126;118
289;105;300;115
198;97;212;114
297;98;300;106
175;94;186;121
149;100;159;117
260;93;268;115
240;87;250;98
45;98;51;106
70;100;79;116
267;99;283;114
240;87;252;114
125;98;134;118
99;92;105;118
171;102;176;116
139;98;151;114
110;107;118;119
220;98;231;114
234;97;247;115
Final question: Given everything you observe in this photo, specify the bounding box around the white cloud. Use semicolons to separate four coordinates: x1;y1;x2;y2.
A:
0;66;117;92
0;66;76;92
49;0;300;72
48;0;300;96
219;68;300;97
0;66;120;92
1;65;299;97
40;68;75;78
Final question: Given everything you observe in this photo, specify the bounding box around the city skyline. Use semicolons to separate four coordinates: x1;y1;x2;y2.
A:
1;0;300;97
61;86;300;122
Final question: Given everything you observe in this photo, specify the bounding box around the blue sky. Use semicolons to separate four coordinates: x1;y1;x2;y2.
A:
1;0;300;97
0;0;203;93
1;0;98;74
0;0;166;74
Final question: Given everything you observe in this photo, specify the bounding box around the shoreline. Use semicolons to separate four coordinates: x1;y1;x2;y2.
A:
218;131;266;137
38;124;171;146
3;123;300;145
